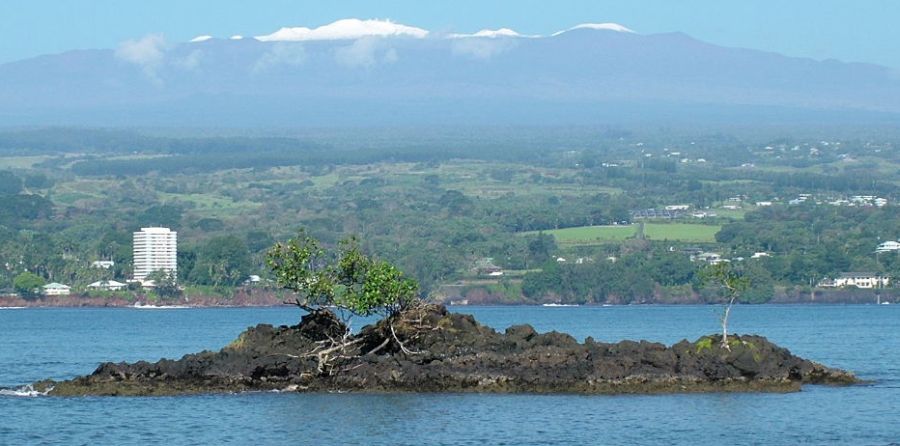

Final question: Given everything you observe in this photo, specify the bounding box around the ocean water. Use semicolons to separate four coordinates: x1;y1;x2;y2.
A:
1;305;898;445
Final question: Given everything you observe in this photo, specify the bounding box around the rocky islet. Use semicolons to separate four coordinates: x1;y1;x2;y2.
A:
39;304;857;396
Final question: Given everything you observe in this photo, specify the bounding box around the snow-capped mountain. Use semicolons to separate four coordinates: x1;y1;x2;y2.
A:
0;19;897;126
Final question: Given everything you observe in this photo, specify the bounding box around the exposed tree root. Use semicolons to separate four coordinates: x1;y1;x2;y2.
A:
390;323;422;356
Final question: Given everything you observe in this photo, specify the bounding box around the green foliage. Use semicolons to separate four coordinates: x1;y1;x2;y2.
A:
0;194;53;227
189;236;252;287
4;127;900;305
13;272;45;299
146;270;181;300
23;173;52;189
267;231;419;317
266;230;336;308
701;262;751;301
138;204;182;229
695;337;714;352
0;171;23;194
193;218;225;232
339;260;418;317
526;233;557;264
521;248;690;304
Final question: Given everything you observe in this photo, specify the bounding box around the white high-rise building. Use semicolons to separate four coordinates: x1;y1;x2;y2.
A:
133;227;177;282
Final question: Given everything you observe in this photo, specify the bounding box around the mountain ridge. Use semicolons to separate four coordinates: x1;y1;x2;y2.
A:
1;24;898;126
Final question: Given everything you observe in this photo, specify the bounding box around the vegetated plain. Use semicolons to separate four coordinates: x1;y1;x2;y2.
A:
533;222;721;246
2;126;900;306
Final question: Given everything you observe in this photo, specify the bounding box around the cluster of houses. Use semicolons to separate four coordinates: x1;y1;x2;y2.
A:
634;195;892;216
817;273;890;289
788;194;888;207
679;247;891;289
39;279;128;296
632;205;721;220
34;259;129;296
679;247;771;266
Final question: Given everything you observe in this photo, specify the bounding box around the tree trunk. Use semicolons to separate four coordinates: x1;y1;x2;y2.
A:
721;295;736;350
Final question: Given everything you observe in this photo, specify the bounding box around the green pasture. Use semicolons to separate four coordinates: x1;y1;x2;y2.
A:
0;156;51;169
526;225;636;246
524;222;721;245
642;223;721;242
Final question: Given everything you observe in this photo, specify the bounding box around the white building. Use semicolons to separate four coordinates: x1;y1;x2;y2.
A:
693;252;725;264
833;273;889;289
87;280;127;291
133;227;177;282
91;260;115;269
876;241;900;253
42;283;71;296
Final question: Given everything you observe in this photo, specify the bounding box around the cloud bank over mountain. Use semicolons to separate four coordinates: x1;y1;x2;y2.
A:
0;18;897;127
255;19;430;42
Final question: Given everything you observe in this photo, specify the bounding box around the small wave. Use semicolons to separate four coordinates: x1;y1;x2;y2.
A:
0;384;52;397
0;306;26;310
132;304;191;309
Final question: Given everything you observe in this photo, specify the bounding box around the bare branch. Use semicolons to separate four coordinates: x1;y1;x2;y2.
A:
390;323;422;356
365;337;391;356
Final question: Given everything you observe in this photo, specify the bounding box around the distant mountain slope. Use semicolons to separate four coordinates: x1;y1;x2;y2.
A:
1;22;898;126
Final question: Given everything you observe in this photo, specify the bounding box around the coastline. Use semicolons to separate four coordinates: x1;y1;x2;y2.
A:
0;289;288;308
1;288;894;308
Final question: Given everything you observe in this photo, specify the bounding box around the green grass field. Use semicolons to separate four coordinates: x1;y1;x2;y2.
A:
528;225;636;245
0;156;51;169
523;222;722;245
642;223;721;243
713;208;748;219
157;192;262;218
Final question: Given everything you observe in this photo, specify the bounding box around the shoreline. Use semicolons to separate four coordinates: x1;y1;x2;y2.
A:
1;287;895;309
1;298;894;309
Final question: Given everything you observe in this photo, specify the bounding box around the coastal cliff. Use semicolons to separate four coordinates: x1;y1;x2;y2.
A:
40;304;856;396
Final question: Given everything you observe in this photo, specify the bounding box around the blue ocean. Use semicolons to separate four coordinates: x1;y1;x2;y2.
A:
1;305;898;445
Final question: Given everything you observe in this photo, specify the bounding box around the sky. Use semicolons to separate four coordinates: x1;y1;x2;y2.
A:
0;0;898;67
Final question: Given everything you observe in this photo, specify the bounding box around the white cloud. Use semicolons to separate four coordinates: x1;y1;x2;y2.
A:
189;35;213;43
451;38;518;60
551;23;635;36
334;38;398;68
448;28;538;39
115;34;168;84
257;18;428;42
252;43;307;73
230;35;244;40
115;34;167;67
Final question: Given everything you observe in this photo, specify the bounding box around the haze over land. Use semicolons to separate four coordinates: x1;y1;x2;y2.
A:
1;18;898;127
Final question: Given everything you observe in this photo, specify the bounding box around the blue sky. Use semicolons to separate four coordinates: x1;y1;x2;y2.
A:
1;0;898;67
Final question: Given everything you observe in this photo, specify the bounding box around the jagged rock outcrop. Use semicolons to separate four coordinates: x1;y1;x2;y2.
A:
39;304;857;396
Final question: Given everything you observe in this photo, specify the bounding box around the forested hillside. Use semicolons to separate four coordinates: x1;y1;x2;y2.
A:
2;127;899;304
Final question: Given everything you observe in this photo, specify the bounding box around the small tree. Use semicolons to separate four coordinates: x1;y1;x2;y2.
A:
333;237;418;317
265;230;336;311
267;231;419;317
267;231;424;370
702;262;750;349
13;272;45;300
146;270;181;300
